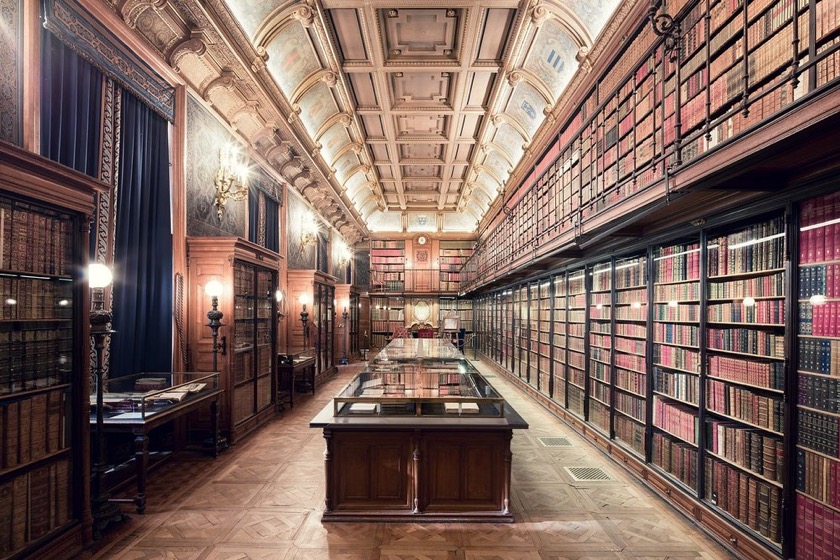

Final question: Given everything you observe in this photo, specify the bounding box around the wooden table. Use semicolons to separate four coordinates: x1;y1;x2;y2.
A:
277;353;317;409
91;387;221;514
310;399;528;522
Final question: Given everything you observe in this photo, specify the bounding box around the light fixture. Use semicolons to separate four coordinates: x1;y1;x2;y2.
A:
88;263;125;539
205;280;226;371
213;143;249;221
336;239;352;269
298;211;319;256
742;296;756;307
299;293;311;347
810;294;827;306
340;299;349;365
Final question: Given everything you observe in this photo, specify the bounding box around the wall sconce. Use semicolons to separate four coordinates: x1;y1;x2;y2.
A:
298;211;319;256
336;240;352;269
340;299;349;365
205;279;226;370
213;143;249;221
299;293;311;346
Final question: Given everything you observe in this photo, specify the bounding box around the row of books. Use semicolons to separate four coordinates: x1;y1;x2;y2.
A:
652;431;699;489
653;323;699;346
799;264;839;298
708;354;785;390
798;373;840;413
797;494;840;560
653;367;700;404
0;277;73;321
654;345;702;373
705;456;782;543
0;206;71;276
798;408;840;457
0;329;73;394
798;301;840;337
799;338;840;375
654;303;700;322
653;396;700;444
706;379;785;433
706;419;784;482
1;389;66;471
0;458;71;554
708;271;785;299
707;300;785;324
654;281;700;301
796;448;840;509
707;219;785;276
800;193;840;264
615;414;646;455
707;327;785;358
654;244;701;283
615;391;645;422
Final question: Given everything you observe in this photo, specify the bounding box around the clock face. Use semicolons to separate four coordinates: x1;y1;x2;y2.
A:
417;236;427;245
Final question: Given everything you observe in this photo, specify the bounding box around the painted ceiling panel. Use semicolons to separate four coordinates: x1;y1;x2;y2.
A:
524;22;580;100
200;0;623;234
506;82;548;138
297;82;340;137
407;212;437;232
318;123;352;163
264;23;320;95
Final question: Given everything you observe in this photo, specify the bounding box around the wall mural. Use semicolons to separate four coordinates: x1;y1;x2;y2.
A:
0;0;21;145
287;192;317;269
186;95;246;237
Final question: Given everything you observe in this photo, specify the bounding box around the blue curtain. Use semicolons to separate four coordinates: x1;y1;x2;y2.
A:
110;90;173;376
265;197;279;252
40;30;102;177
248;187;259;244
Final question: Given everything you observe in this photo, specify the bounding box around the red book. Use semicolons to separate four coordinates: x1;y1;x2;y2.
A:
805;497;815;558
832;301;839;338
827;221;836;267
797;495;806;560
816;202;826;262
815;501;826;560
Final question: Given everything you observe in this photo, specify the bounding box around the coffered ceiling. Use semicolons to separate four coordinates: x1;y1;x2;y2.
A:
113;0;624;239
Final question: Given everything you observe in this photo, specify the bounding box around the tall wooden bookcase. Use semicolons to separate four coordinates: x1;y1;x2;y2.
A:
472;210;800;558
0;143;105;557
287;269;335;383
187;237;279;445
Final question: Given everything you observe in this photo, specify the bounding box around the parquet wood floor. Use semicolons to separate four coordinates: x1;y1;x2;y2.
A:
84;359;734;560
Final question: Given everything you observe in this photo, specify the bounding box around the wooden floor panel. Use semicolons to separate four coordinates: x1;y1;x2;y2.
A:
85;360;734;560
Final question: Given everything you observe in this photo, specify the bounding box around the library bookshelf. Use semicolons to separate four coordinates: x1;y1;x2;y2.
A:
0;143;106;557
471;207;818;559
187;238;280;446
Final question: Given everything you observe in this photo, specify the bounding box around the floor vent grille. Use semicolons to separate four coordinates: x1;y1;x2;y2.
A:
565;466;612;481
537;437;573;447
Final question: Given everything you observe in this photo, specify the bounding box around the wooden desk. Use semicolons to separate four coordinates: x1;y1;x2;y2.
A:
277;353;317;409
91;387;221;514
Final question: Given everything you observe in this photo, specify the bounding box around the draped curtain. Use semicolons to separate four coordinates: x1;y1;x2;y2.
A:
109;90;173;376
40;29;102;177
265;197;279;252
248;187;259;245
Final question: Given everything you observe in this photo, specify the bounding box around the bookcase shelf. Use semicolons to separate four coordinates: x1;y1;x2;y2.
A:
0;145;105;557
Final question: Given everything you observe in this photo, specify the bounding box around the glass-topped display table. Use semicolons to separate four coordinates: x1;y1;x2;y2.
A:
310;339;528;521
90;372;221;513
277;350;317;409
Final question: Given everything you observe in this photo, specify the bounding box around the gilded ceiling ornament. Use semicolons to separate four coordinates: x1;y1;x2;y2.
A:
251;46;269;73
507;71;524;87
338;113;352;127
576;46;590;63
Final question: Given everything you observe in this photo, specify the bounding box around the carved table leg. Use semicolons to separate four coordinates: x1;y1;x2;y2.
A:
133;432;149;514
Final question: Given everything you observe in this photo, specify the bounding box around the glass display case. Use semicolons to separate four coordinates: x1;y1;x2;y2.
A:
333;350;505;417
90;371;220;421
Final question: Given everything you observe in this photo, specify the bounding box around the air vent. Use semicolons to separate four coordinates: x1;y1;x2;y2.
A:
537;437;573;448
564;466;612;481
